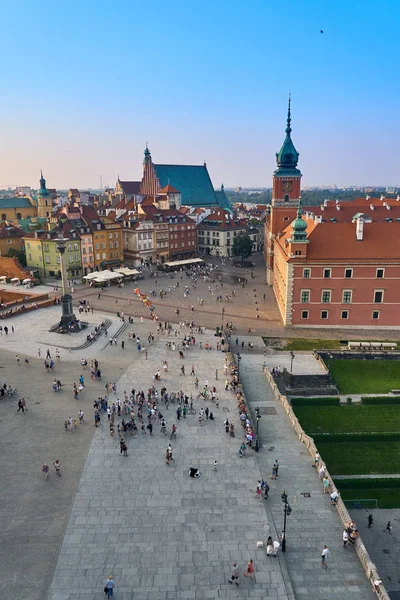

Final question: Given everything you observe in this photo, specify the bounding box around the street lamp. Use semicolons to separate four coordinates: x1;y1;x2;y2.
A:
237;353;242;383
255;406;261;453
290;351;295;374
281;491;292;552
221;306;225;332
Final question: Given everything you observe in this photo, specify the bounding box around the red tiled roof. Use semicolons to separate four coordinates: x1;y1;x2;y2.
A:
119;181;141;195
0;222;25;239
141;196;156;207
277;219;400;262
160;183;180;194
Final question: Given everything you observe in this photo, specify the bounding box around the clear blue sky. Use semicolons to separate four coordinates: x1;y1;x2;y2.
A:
1;0;399;189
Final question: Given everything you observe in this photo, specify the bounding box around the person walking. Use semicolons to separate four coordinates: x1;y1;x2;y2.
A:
386;521;392;534
342;530;349;547
42;463;49;480
17;398;25;413
321;545;329;569
104;575;114;598
368;514;373;528
243;558;254;579
228;561;239;585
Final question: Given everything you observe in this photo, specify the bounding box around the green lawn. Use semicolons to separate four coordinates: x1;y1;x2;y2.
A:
284;338;342;351
325;358;400;394
294;405;400;434
318;441;400;475
341;488;400;509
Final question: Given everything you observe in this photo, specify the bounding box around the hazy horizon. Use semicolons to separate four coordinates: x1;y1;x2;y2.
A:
2;0;399;190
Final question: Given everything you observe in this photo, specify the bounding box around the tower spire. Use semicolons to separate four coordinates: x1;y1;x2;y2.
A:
286;94;292;136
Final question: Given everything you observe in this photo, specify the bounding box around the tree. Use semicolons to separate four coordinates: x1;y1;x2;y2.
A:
7;248;27;267
232;232;253;261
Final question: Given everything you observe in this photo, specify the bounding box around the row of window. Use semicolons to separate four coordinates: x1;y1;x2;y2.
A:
300;289;384;304
303;268;385;279
94;242;119;250
301;309;381;320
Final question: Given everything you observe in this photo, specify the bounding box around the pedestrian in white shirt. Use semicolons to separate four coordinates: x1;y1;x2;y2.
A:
321;545;329;569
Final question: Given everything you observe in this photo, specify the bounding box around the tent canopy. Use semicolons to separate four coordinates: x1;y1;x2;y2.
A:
115;268;140;276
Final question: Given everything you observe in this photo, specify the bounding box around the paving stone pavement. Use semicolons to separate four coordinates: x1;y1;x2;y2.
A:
237;350;377;600
47;339;294;600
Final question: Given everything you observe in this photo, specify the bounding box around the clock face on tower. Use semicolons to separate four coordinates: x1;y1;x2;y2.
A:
282;181;293;193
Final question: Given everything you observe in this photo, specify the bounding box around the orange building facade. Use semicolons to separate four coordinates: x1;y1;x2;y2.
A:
265;101;400;329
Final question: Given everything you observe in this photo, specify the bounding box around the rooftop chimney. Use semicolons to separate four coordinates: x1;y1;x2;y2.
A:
356;217;364;241
336;204;341;211
397;195;400;201
380;194;385;201
370;204;375;210
366;195;370;200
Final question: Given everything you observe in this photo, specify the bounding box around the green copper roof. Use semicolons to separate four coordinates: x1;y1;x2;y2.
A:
0;197;35;208
275;96;301;177
154;164;222;208
215;188;233;213
290;203;308;242
37;170;51;198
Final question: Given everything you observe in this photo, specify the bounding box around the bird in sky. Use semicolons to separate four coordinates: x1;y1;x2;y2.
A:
320;29;324;33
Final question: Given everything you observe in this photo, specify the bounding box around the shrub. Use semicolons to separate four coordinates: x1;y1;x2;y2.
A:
361;396;400;405
346;397;352;405
333;477;400;490
291;397;340;406
312;432;400;443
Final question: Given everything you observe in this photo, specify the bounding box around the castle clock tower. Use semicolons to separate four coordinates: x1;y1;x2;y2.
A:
266;97;302;284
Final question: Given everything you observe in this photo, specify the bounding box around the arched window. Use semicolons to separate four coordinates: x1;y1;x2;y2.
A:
1;213;6;221
16;213;22;220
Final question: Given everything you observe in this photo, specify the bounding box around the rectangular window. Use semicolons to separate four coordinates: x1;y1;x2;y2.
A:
321;290;331;303
27;243;31;249
376;268;385;279
321;310;328;319
303;268;311;279
341;310;349;319
109;233;113;239
44;244;49;252
323;268;331;278
342;290;352;304
300;290;310;303
301;310;309;319
102;252;106;259
87;237;92;243
101;243;106;249
7;239;12;245
344;268;353;278
74;254;79;262
109;242;113;249
74;243;78;250
374;290;384;303
115;241;119;248
69;256;73;263
82;247;86;254
110;251;114;258
95;243;100;250
83;256;87;263
56;256;60;264
96;253;100;260
114;233;118;238
28;253;32;261
45;255;50;263
372;310;380;320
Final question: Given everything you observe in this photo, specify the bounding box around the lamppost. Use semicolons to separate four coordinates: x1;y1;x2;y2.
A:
290;351;295;374
237;353;242;383
255;406;261;453
281;491;292;552
221;306;225;332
